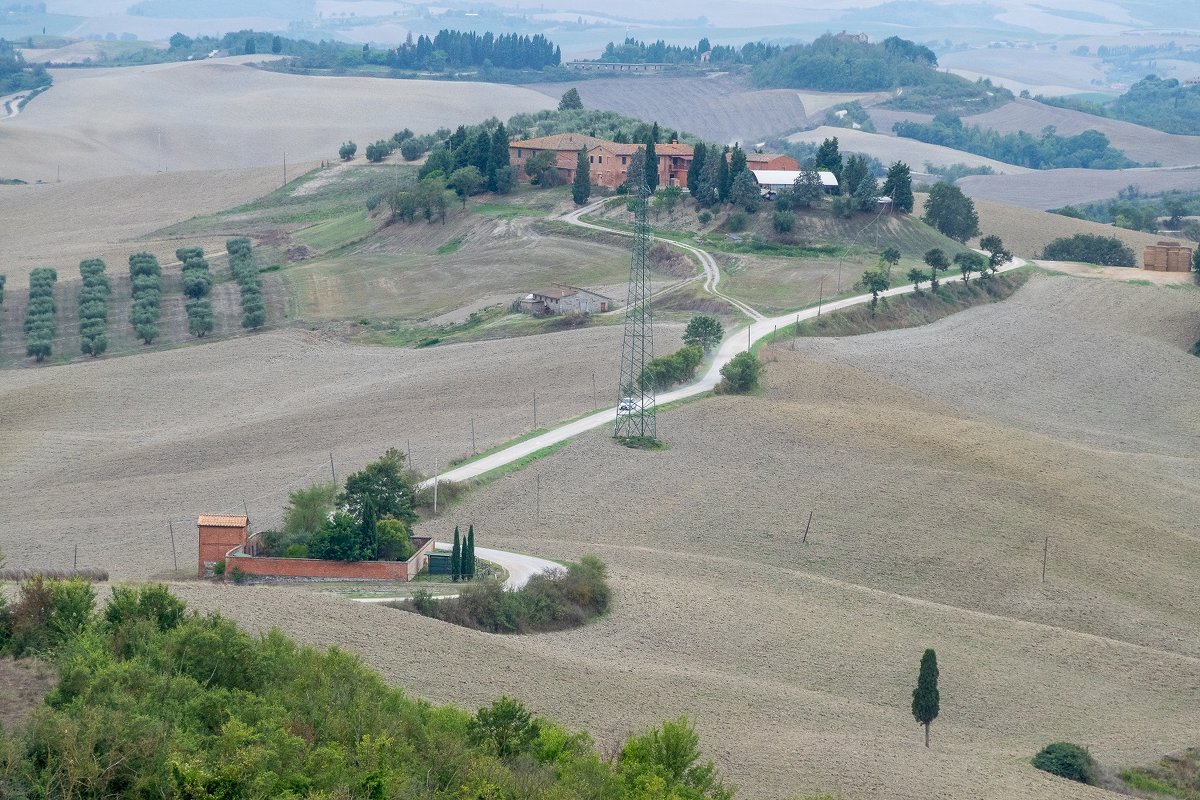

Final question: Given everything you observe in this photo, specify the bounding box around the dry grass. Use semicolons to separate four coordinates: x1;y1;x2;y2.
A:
165;276;1199;800
964;98;1200;168
939;50;1107;94
0;659;56;732
788;126;1034;174
0;58;554;183
963;195;1182;258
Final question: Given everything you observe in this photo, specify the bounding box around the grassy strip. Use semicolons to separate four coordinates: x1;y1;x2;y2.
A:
770;270;1030;342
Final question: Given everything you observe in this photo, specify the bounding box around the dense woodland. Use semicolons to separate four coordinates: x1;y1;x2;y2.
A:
893;114;1140;169
1055;187;1200;239
0;580;736;799
1037;74;1200;136
0;38;51;93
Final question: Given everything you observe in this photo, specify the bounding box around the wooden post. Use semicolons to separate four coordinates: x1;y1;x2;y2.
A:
1042;535;1049;582
535;473;541;521
433;456;439;515
592;371;597;410
801;511;813;544
329;452;336;484
471;419;476;454
533;391;538;429
73;543;78;570
168;521;178;571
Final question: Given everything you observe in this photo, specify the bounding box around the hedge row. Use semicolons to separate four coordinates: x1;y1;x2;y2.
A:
128;252;162;344
176;247;214;338
78;259;111;357
638;344;703;391
24;267;57;362
226;237;266;329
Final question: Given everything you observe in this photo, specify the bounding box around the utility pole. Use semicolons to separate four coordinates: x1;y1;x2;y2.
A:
329;452;336;484
801;511;813;544
168;521;178;571
592;371;597;410
533;391;538;429
433;456;439;515
1042;535;1049;582
535;473;541;521
817;275;825;316
471;419;476;454
73;543;78;570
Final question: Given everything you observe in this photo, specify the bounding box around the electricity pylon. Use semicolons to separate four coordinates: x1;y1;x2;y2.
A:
614;183;656;440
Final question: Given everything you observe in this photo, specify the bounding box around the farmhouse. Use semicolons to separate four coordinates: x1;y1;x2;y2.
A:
1143;241;1195;272
586;141;695;188
744;152;800;172
509;133;609;185
750;169;840;198
521;284;613;314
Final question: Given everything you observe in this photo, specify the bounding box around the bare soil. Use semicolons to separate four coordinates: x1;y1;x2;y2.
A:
958;166;1200;209
156;276;1199;800
0;659;55;732
788;126;1034;174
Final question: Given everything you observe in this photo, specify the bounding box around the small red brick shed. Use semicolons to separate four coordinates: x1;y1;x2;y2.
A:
197;515;249;577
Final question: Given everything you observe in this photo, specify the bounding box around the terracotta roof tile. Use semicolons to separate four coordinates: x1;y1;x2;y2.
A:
197;514;249;527
509;133;608;151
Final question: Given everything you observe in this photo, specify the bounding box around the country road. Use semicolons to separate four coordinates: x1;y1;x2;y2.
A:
423;205;1025;492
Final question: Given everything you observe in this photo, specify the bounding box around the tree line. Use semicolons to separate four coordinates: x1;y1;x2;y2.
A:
450;524;475;581
1054;186;1200;238
595;36;780;65
78;259;110;357
128;251;162;345
0;579;734;799
893;114;1140;169
226;237;266;329
1038;74;1200;136
0;38;50;93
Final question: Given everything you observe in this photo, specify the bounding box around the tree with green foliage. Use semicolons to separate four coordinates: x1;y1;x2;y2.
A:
728;144;747;181
730;169;761;213
619;717;734;800
307;512;369;561
128;252;162;344
365;140;391;162
1033;742;1097;785
717;145;731;201
955;251;986;283
448;166;485;208
282;483;338;544
912;648;940;747
558;87;583;111
1042;233;1135;266
719;351;763;394
907;267;930;294
272;35;283;54
469;696;540;758
793;168;824;207
339;449;417;532
466;524;476;579
338;141;356;161
78;259;111;357
853;172;879;212
376;518;414;561
841;154;868;197
1194;248;1200;273
881;247;902;271
923;182;979;242
0;273;5;307
924;248;949;289
451;526;462;582
773;209;795;233
487;123;510;192
861;268;890;311
881;161;914;212
695;148;721;207
815;136;842;183
525;150;558;186
979;234;1011;274
644;125;659;192
169;32;192;50
572;149;591;205
687;142;707;194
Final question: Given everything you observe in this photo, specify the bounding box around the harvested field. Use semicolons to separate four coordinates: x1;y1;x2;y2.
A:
787;126;1032;174
963;98;1200;168
168;276;1199;800
0;58;554;182
931;194;1178;259
525;75;849;144
958;166;1200;209
939;49;1107;94
0;166;301;286
0;323;683;576
1036;259;1198;284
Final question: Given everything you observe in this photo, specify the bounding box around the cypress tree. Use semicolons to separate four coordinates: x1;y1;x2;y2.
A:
911;648;940;747
686;142;707;194
451;526;461;582
717;146;731;202
488;123;510;192
572;148;591;205
466;524;476;579
729;144;747;179
644;125;659;192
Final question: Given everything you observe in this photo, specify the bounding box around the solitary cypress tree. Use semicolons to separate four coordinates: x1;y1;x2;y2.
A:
451;526;461;582
466;524;476;579
911;648;940;747
487;123;510;192
572;148;591;205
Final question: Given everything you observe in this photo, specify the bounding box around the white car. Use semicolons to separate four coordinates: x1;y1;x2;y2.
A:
617;396;639;414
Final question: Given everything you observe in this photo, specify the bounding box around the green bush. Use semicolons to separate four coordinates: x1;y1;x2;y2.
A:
725;211;748;232
23;266;58;361
1041;234;1136;266
128;252;162;344
718;351;763;394
698;210;712;225
282;543;309;559
772;209;795;233
1032;742;1097;785
638;345;704;391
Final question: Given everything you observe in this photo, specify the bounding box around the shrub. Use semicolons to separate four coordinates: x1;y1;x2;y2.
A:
24;266;58;361
1041;234;1136;266
376;519;415;561
128;252;162;344
338;140;357;160
1033;742;1097;784
282;543;309;559
724;211;748;232
698;210;712;225
78;259;111;356
399;138;421;161
772;209;795;233
638;345;704;391
227;237;267;329
718;351;763;394
365;139;391;162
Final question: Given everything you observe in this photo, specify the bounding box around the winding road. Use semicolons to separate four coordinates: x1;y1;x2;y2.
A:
416;202;1025;588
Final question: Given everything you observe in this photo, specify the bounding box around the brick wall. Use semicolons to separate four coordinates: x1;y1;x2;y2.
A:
226;537;435;581
198;524;248;576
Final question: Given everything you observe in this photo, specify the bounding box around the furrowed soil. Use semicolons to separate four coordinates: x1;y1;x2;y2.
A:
959;167;1200;209
787;126;1034;174
159;276;1198;800
0;58;554;182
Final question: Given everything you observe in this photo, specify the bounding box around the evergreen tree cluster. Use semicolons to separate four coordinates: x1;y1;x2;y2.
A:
509;108;685;147
418;121;512;197
597;36;779;65
78;259;111;357
128;252;162;345
177;247;214;338
450;524;477;582
385;30;560;71
23;267;57;362
226;237;266;329
894;114;1140;169
0;579;731;799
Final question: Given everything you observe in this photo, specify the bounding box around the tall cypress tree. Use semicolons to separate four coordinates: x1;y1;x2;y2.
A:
911;648;940;748
466;524;476;579
686;142;707;194
644;125;659;192
488;123;510;192
451;526;461;582
572;148;591;205
729;144;747;179
717;146;731;202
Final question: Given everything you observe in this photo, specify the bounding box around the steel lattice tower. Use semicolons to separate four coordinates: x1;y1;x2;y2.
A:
614;184;656;439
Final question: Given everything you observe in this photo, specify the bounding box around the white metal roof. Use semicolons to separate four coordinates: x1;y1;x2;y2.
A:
750;169;840;188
